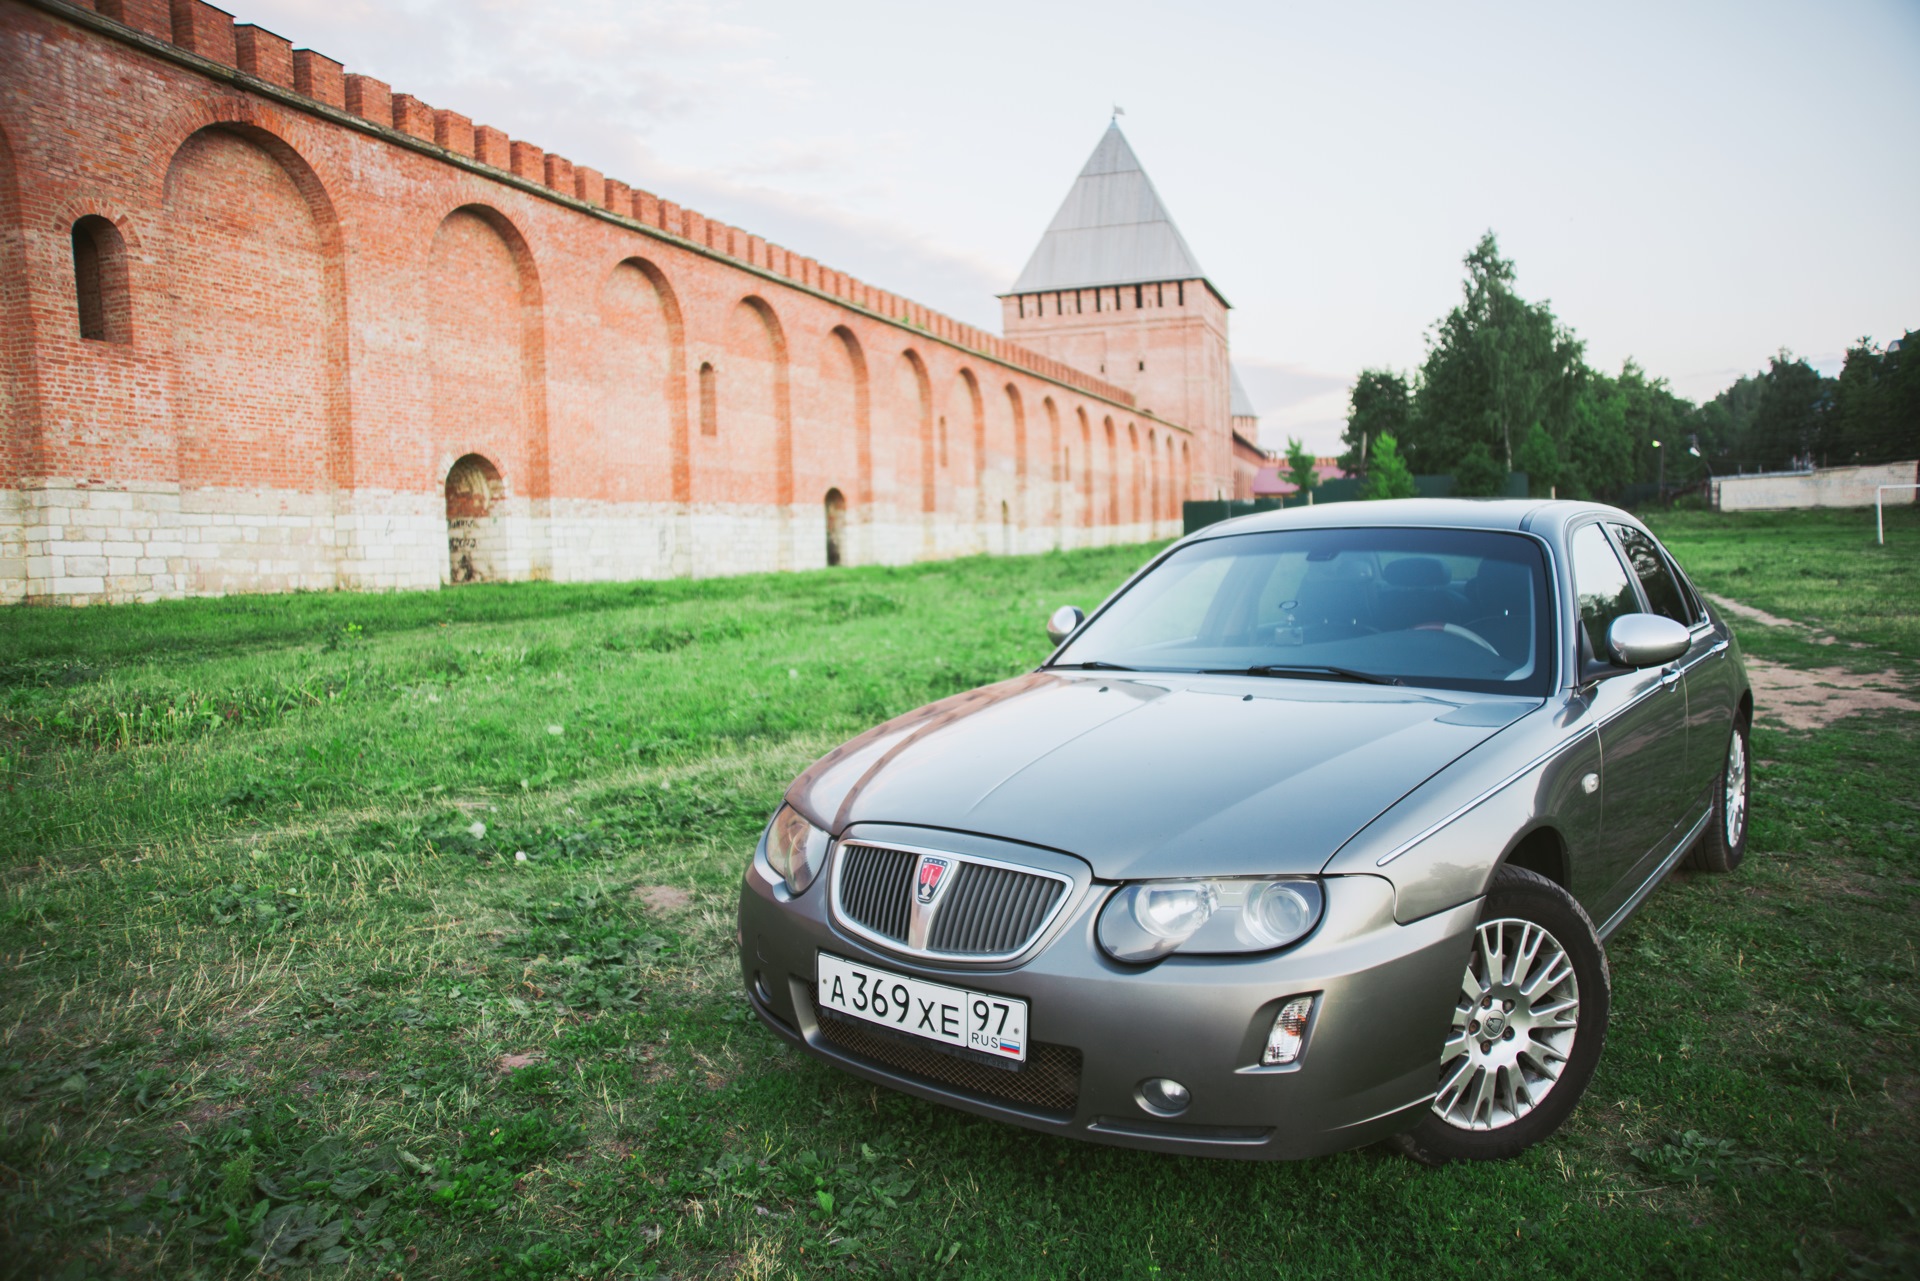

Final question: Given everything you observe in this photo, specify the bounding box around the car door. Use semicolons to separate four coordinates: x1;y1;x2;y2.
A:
1612;523;1737;802
1567;522;1693;927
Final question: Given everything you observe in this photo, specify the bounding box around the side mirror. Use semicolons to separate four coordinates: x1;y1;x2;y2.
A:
1607;613;1690;668
1046;605;1086;647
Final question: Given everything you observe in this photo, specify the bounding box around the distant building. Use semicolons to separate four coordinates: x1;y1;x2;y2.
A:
1253;457;1348;500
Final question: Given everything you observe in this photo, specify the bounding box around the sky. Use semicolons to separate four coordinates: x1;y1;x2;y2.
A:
239;0;1920;454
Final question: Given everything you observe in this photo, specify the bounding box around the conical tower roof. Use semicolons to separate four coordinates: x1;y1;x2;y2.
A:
1230;365;1257;419
1007;122;1218;300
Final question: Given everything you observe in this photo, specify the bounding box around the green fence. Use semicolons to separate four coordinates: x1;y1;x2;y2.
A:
1184;473;1529;536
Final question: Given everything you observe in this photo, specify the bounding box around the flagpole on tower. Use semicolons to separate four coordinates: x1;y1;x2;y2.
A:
1111;105;1125;124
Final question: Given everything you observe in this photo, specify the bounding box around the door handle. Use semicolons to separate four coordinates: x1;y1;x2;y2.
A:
1661;667;1682;689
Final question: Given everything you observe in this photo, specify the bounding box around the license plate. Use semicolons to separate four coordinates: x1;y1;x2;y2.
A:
816;952;1028;1063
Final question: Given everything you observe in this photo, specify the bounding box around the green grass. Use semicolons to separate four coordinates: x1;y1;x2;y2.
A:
1647;505;1920;655
2;513;1917;1279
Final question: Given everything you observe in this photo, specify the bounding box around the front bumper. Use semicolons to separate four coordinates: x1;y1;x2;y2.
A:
737;830;1479;1161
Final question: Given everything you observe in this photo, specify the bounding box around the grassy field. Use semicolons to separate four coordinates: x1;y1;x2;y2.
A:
2;506;1916;1279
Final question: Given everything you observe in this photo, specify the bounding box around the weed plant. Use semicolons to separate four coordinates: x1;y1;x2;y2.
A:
1;512;1916;1278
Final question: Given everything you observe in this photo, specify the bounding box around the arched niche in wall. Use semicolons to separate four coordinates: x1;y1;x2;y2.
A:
1044;401;1059;541
824;486;847;567
954;367;983;523
1164;434;1177;519
445;452;506;583
1077;408;1093;528
598;257;687;505
822;325;870;509
722;296;791;507
898;349;933;513
1103;416;1118;526
428;205;545;517
71;215;131;343
1005;382;1027;520
1121;420;1136;522
162;124;347;498
1146;428;1158;525
0;120;35;489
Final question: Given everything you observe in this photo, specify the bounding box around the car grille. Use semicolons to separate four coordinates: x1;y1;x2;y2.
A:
834;842;1067;958
929;861;1065;955
836;843;916;943
810;985;1081;1116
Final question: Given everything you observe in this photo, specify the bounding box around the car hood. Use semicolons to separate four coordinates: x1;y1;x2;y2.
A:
786;670;1532;880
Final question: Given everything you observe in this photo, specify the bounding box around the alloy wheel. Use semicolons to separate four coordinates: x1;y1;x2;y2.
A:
1725;727;1749;848
1432;918;1581;1131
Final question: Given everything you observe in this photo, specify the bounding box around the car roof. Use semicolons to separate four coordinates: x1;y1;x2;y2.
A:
1191;498;1640;542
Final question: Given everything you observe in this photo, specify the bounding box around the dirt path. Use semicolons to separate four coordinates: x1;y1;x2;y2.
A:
1705;592;1849;645
1742;657;1920;731
1707;592;1919;730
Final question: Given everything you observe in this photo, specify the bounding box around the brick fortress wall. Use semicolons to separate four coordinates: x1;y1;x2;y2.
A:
0;0;1220;604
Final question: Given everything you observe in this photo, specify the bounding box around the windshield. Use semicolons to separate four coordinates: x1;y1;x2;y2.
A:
1052;527;1555;696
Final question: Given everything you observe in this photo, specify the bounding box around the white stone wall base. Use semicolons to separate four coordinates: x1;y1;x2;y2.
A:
1;483;1191;605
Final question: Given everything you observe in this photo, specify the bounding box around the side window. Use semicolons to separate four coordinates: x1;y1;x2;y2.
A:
1570;524;1640;660
1611;525;1690;625
1662;546;1705;623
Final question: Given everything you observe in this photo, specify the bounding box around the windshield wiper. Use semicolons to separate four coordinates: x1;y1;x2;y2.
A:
1203;664;1400;686
1048;660;1137;671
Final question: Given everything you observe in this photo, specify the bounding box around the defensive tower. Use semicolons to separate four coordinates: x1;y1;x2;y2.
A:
1001;123;1233;496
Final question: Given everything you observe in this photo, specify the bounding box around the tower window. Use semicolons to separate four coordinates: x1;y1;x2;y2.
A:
1137;360;1145;371
1134;284;1143;309
699;362;717;436
1177;281;1185;306
72;215;130;343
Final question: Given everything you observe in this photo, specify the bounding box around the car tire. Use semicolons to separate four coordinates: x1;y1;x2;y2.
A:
1685;715;1750;875
1391;865;1610;1165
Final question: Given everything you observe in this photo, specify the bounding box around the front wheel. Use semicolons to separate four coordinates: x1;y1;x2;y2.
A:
1392;865;1610;1164
1686;716;1750;874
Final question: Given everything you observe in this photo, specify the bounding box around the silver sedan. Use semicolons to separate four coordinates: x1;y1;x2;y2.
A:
737;500;1752;1162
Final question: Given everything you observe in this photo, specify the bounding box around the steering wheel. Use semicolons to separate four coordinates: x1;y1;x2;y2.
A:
1414;621;1500;655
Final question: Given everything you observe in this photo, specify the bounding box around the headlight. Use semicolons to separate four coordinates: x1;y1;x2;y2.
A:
764;804;830;894
1097;878;1324;963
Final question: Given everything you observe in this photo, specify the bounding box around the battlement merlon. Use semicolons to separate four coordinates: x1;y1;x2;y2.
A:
39;0;1150;415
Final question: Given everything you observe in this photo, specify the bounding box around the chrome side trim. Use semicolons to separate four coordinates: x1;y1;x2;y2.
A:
1597;803;1713;942
1375;728;1596;868
827;838;1075;964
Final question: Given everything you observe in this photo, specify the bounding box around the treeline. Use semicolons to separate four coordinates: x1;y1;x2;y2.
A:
1338;233;1918;500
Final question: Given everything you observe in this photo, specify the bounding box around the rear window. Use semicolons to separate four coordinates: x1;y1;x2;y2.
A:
1611;525;1692;626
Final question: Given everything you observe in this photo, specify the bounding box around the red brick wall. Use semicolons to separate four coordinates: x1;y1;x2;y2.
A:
1;0;1215;600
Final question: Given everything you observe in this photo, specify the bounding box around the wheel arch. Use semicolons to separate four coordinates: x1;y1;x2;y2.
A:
1495;824;1570;893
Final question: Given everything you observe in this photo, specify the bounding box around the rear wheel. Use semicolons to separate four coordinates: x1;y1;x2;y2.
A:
1686;716;1750;874
1393;865;1610;1164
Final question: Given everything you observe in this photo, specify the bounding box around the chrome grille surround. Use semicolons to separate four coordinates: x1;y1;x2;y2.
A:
829;838;1074;963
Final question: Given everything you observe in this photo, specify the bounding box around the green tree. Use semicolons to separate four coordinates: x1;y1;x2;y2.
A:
1451;443;1506;497
1513;422;1562;497
1361;433;1418;500
1749;352;1831;471
1409;232;1584;474
1283;436;1320;499
1563;370;1632;500
1338;369;1412;480
1693;372;1765;476
1829;332;1920;466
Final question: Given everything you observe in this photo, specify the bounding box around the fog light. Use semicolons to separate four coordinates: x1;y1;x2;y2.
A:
1136;1077;1191;1116
1262;995;1316;1066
